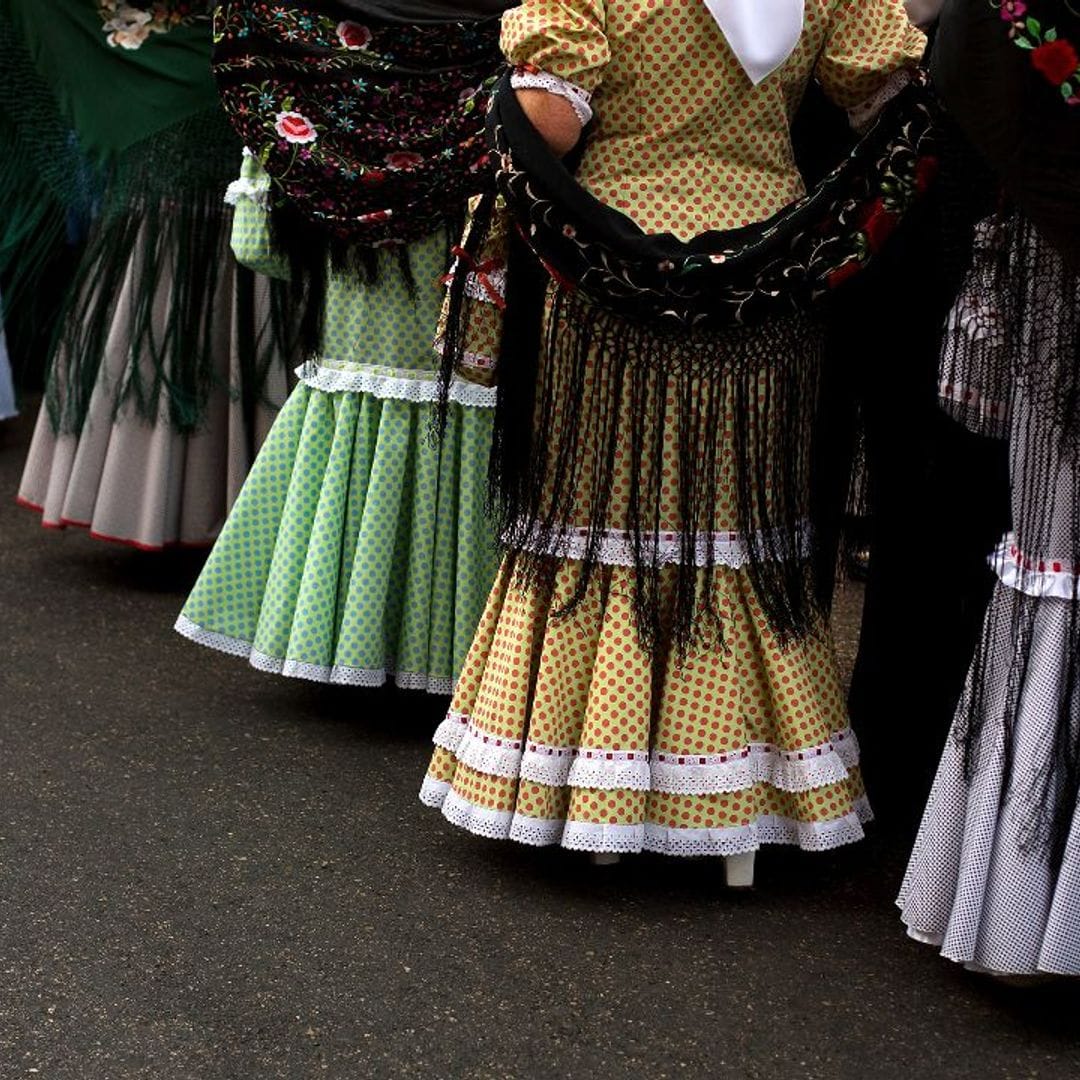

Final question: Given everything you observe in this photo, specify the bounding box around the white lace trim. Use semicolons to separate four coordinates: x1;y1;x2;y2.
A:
938;381;1009;424
445;260;506;305
509;521;813;569
420;779;872;856
946;297;1006;347
463;267;506;304
174;613;253;659
174;614;456;695
510;70;594;127
992;538;1080;600
224;174;271;210
296;360;497;408
431;712;860;795
433;338;498;372
848;68;915;134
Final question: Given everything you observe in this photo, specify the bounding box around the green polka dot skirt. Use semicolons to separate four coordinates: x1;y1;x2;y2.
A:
175;214;499;694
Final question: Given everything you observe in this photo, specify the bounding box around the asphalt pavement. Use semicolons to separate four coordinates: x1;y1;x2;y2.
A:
2;407;1078;1080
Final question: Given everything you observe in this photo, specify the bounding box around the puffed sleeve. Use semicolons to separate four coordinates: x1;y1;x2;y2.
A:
816;0;926;110
500;0;609;94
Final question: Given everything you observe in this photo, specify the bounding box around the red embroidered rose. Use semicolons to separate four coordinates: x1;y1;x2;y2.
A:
385;151;423;171
856;197;899;252
914;155;939;196
1032;38;1079;86
336;21;372;51
274;111;318;145
826;259;862;290
361;168;386;186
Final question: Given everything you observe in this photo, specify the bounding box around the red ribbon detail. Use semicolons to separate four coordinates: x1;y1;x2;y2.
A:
445;246;506;310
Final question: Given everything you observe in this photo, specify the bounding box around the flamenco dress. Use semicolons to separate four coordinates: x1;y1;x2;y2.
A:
421;0;928;860
898;0;1080;977
174;1;508;691
3;1;292;551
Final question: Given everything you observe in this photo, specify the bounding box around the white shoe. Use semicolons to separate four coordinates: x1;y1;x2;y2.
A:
724;851;756;889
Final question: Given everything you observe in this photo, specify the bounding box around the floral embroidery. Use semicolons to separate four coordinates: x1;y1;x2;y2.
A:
213;1;503;248
97;1;210;50
486;68;939;327
336;21;372;51
274;110;318;144
998;0;1080;104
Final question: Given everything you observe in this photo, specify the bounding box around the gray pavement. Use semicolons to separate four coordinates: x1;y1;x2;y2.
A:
1;408;1078;1080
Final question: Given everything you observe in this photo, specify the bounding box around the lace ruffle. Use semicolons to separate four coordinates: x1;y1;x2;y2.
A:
420;778;872;856
296;360;497;408
848;67;915;134
510;69;594;127
224;174;271;209
175;614;456;695
938;381;1009;427
433;339;497;373
445;259;506;306
992;538;1080;600
431;712;860;795
508;521;813;569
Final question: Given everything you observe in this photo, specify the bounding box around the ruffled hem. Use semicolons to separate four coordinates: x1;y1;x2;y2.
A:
992;537;1080;600
898;917;1080;978
176;372;497;696
16;374;286;549
420;776;872;856
175;614;456;695
431;710;861;795
896;589;1080;977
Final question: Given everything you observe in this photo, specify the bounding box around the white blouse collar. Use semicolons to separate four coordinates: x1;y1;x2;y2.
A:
703;0;806;85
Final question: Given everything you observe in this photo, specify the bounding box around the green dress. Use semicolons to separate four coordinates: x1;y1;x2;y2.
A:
175;157;499;693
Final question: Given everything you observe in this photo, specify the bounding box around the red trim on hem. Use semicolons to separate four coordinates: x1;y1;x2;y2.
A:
14;494;214;551
86;529;214;553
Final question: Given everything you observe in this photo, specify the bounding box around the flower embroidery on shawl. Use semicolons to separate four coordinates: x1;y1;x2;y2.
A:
274;110;319;144
97;2;210;49
998;1;1080;104
385;151;424;171
336;21;372;51
213;2;503;249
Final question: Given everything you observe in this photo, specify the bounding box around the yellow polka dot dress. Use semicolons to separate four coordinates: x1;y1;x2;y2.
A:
420;0;924;855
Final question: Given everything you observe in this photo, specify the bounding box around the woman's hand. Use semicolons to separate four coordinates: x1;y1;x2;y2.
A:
515;89;582;157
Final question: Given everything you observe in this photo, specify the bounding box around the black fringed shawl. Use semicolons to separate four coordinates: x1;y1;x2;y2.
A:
212;0;514;353
0;0;292;436
933;0;1080;857
439;69;940;654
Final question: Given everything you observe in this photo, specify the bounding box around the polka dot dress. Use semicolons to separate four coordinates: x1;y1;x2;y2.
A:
502;1;925;239
898;583;1080;976
175;161;499;693
420;0;922;854
423;559;868;854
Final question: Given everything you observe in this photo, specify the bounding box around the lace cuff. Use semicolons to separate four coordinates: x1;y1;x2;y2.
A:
847;67;915;134
511;67;594;127
225;147;271;209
